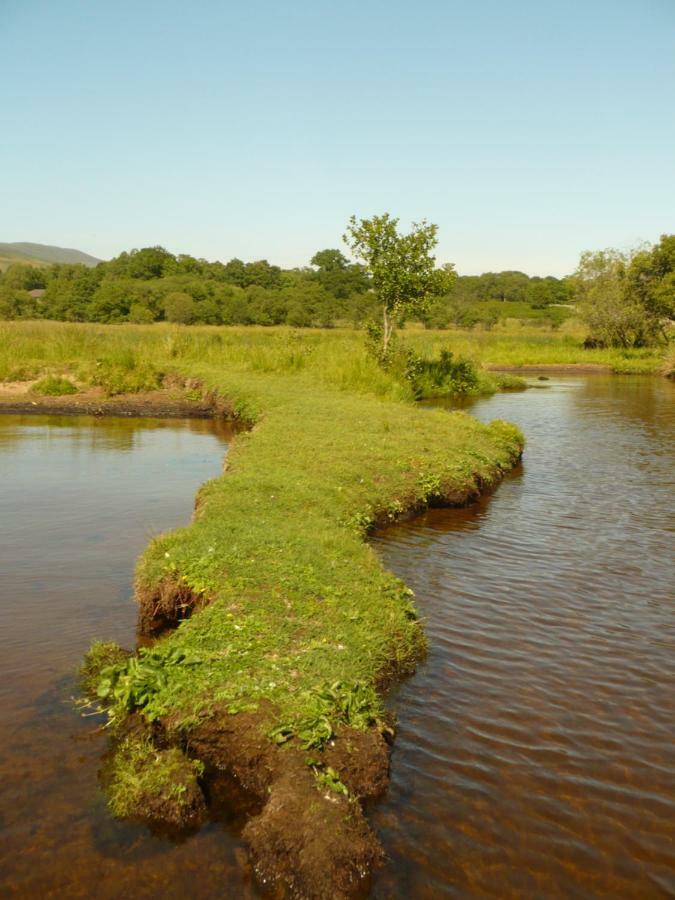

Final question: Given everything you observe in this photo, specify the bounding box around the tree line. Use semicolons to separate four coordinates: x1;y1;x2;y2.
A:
0;243;571;330
0;228;671;348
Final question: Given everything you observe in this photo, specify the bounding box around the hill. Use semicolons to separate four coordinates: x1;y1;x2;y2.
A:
0;242;101;269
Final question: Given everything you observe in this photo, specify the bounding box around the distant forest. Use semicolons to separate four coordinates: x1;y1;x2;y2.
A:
0;245;573;329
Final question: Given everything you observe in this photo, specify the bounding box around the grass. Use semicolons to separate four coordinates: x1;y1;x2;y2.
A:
106;738;204;822
31;374;78;396
404;322;668;374
0;321;667;391
121;362;523;743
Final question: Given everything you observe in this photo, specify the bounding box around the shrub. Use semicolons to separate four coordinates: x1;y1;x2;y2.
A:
89;355;161;396
405;349;480;399
31;375;78;396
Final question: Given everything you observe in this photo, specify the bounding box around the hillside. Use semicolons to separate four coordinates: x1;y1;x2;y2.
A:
0;242;101;269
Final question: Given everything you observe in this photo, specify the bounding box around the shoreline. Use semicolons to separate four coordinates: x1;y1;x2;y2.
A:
485;362;612;374
0;385;220;419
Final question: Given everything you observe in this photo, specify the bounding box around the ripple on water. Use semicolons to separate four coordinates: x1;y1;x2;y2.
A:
371;376;675;899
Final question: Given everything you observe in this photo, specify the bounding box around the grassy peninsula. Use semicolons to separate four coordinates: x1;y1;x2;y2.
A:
1;321;523;895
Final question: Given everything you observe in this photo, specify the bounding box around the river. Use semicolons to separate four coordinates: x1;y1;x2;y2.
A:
0;376;673;898
370;375;675;898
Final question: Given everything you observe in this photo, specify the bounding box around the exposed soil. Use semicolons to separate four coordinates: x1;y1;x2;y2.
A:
134;755;207;832
485;363;612;373
185;706;388;898
244;768;383;900
0;382;224;418
136;574;213;635
321;727;391;801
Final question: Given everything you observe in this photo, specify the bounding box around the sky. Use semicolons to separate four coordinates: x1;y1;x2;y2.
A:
1;0;674;276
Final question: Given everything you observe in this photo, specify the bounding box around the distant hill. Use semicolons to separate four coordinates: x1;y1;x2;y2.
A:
0;242;101;269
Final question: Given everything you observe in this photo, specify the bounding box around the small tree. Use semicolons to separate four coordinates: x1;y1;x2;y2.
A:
343;213;454;358
573;246;669;347
164;291;195;324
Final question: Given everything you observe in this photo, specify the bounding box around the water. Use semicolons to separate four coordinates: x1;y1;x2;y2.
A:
1;377;673;898
370;376;675;898
0;414;262;899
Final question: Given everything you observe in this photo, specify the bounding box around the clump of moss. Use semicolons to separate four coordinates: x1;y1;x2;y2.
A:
80;640;129;697
107;738;206;828
31;374;78;396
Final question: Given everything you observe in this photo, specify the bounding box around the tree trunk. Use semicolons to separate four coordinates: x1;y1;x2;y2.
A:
382;305;394;357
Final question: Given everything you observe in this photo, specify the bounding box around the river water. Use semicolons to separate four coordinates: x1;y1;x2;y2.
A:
370;375;675;898
0;414;262;899
0;377;673;898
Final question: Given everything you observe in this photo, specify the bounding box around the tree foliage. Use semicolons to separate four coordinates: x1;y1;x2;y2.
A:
574;237;674;347
343;213;455;356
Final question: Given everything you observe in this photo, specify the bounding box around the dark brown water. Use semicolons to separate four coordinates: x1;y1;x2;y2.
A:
1;378;673;898
0;414;263;899
371;376;675;898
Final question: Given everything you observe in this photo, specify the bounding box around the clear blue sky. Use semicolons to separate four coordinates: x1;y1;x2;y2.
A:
2;0;674;275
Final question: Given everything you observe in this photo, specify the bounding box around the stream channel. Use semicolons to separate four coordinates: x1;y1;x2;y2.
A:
0;375;673;898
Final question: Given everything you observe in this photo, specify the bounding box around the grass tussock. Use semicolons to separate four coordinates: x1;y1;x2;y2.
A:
31;374;78;396
107;738;205;825
80;640;129;697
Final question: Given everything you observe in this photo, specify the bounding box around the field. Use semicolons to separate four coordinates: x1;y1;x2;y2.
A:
0;319;668;389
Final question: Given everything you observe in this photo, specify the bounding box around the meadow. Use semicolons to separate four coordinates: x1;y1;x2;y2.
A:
0;318;667;394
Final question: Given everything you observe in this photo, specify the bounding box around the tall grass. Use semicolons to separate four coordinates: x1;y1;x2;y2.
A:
0;321;666;396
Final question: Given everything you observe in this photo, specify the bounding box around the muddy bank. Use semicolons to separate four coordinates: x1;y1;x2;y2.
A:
0;382;235;419
186;708;389;897
485;362;612;373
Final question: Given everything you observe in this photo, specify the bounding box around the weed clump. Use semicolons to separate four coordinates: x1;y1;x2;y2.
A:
490;372;528;391
107;738;205;827
93;646;201;726
80;640;129;697
269;680;385;749
31;374;78;396
87;351;161;396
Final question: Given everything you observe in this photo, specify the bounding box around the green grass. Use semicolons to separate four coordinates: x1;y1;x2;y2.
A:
106;738;204;821
0;321;666;390
121;362;523;743
404;323;667;374
31;374;78;396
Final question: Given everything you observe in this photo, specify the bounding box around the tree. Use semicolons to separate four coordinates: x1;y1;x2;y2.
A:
625;234;675;328
343;213;454;357
2;263;46;291
42;264;100;321
573;248;662;347
310;248;369;300
164;291;195;324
